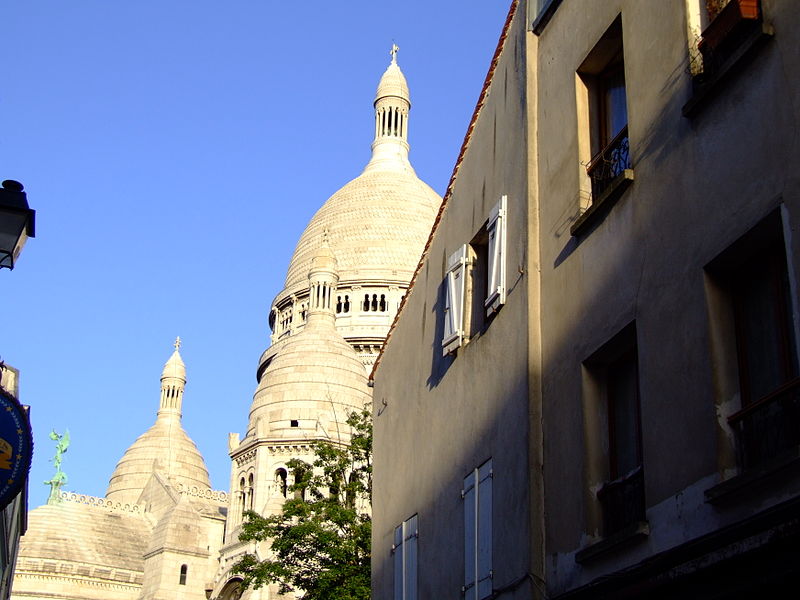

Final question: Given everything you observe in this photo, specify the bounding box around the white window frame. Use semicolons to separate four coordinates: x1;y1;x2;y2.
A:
393;514;418;600
442;245;468;355
485;195;508;316
462;459;492;600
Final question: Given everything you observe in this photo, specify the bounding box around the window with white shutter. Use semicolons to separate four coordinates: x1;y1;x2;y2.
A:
443;245;468;355
485;195;507;315
393;514;419;600
463;459;493;600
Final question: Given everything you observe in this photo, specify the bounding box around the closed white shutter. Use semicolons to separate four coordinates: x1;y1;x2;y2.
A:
393;524;403;600
463;471;477;597
463;460;493;600
443;245;468;355
477;461;493;599
404;515;418;600
485;196;507;315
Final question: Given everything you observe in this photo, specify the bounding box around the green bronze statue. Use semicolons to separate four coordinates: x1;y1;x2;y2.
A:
44;429;70;504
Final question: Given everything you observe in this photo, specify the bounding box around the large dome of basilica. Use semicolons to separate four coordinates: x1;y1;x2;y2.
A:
272;49;441;310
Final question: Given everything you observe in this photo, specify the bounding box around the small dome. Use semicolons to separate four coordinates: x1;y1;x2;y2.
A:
162;349;185;381
247;320;371;441
375;57;410;105
106;340;209;504
105;419;211;504
162;337;186;381
309;236;338;276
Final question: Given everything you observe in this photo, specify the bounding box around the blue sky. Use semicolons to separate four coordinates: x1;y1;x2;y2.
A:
1;2;512;509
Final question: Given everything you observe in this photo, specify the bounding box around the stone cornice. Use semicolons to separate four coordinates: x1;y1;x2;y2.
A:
59;491;144;514
174;482;228;503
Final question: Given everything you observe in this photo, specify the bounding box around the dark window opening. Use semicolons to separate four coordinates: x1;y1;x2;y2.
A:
586;323;645;537
179;564;187;585
379;294;387;312
290;419;299;428
707;210;800;471
276;468;288;497
469;230;490;337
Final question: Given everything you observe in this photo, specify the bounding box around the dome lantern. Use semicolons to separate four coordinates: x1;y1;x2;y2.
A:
367;44;412;173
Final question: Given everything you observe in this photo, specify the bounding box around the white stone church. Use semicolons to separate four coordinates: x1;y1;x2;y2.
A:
10;51;441;600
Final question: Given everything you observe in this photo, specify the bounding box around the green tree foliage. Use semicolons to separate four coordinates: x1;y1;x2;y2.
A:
233;410;372;600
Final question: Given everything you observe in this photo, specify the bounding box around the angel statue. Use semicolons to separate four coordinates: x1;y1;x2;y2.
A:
44;429;70;504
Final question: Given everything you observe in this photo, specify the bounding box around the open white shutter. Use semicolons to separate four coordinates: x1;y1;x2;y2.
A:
477;461;493;599
443;245;467;355
485;195;507;315
462;470;477;597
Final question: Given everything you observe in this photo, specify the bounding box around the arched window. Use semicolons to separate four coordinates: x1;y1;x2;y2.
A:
379;294;387;312
239;477;245;513
248;473;254;510
179;564;188;585
336;296;343;313
344;295;350;313
363;294;370;311
276;468;288;497
371;294;378;311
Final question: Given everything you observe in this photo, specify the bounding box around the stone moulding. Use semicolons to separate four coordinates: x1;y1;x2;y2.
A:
174;482;229;502
60;491;143;513
233;448;257;466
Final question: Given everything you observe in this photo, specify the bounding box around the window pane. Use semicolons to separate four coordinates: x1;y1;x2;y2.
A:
608;349;641;478
735;250;798;402
603;68;627;142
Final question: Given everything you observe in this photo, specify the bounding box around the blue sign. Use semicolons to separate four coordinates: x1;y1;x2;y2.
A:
0;387;33;510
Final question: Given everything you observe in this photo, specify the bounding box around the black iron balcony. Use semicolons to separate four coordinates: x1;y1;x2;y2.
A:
728;377;800;472
597;465;645;537
586;126;631;202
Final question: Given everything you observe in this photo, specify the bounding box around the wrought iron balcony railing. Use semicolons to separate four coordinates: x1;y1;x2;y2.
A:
586;126;631;202
728;377;800;472
597;465;645;537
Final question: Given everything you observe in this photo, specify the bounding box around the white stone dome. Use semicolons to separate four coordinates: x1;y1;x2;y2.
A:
375;56;410;104
248;317;371;441
161;347;186;381
272;50;441;310
106;419;211;503
106;342;211;504
277;169;441;303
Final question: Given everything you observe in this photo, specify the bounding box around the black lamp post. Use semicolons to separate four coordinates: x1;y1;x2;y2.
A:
0;180;35;270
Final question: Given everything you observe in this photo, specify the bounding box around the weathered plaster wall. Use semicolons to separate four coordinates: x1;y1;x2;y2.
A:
372;4;531;599
534;0;800;593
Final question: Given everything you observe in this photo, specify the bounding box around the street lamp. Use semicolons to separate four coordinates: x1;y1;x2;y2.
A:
0;180;35;270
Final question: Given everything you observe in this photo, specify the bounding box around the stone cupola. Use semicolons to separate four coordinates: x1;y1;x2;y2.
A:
106;339;211;505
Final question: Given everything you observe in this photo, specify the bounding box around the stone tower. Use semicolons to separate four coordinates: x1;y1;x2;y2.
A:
211;49;442;599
